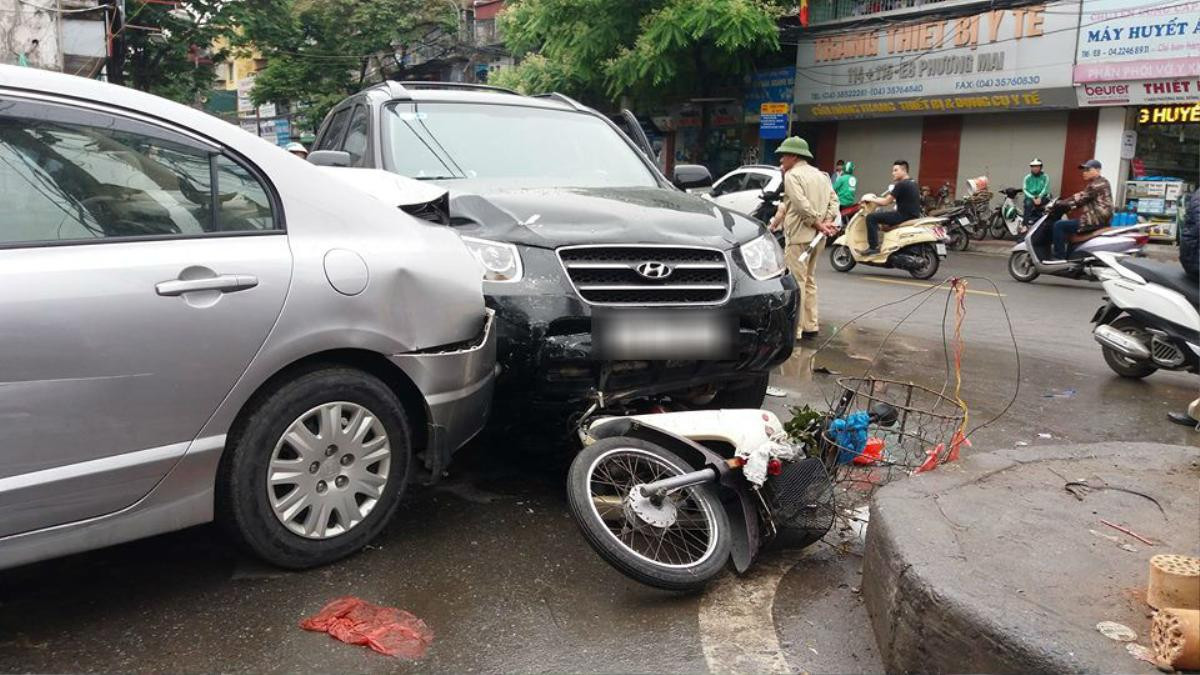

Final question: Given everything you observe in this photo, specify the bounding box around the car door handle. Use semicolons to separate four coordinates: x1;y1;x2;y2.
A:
156;274;258;296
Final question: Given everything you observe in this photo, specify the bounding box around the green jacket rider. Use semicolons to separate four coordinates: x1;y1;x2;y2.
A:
832;161;858;207
1023;160;1051;202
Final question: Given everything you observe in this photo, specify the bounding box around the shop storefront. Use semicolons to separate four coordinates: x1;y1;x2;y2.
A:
792;1;1084;199
1073;0;1200;240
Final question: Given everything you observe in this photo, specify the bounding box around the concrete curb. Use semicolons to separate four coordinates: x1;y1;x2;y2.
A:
960;239;1179;263
862;442;1200;674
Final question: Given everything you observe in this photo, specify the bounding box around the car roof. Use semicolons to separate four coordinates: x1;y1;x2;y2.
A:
358;81;582;113
0;64;264;150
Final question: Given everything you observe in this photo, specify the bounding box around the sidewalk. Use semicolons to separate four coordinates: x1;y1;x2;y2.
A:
963;238;1180;263
863;442;1200;673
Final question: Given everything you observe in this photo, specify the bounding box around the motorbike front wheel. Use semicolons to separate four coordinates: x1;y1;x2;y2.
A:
829;244;857;272
567;437;732;591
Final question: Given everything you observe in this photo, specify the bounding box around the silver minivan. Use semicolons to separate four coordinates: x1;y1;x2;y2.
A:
0;66;495;570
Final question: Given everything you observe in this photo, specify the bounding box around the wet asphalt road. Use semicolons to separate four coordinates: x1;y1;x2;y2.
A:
1;250;1195;673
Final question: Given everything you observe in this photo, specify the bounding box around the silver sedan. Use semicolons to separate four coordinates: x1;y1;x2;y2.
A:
0;65;496;571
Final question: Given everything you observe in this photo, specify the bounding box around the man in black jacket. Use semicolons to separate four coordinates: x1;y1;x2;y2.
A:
1167;188;1198;429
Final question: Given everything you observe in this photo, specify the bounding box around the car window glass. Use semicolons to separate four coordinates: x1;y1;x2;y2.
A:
743;173;771;191
711;174;746;197
343;105;369;167
215;156;276;231
383;102;658;189
0;113;214;244
317;107;351;151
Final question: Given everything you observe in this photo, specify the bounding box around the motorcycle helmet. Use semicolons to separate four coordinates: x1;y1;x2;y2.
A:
1029;158;1043;166
1002;201;1019;221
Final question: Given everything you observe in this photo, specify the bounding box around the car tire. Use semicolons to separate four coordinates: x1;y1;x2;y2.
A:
216;366;412;569
705;372;770;409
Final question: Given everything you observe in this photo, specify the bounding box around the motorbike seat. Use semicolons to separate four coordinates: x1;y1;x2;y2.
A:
1121;260;1200;308
1069;226;1121;244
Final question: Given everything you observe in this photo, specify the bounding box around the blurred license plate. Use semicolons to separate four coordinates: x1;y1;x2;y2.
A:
593;309;736;360
935;243;947;255
958;216;971;226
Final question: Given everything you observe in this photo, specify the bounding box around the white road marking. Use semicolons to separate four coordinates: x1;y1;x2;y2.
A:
697;552;808;674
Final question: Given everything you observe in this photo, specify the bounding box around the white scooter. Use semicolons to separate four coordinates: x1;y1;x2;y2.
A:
1089;251;1200;378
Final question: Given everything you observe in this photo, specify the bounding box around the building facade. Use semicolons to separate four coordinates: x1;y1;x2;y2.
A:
792;0;1199;231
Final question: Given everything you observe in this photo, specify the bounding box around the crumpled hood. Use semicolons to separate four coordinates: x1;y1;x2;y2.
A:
444;184;766;250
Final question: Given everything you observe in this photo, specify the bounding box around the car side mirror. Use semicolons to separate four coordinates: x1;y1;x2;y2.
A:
672;164;714;191
308;150;351;167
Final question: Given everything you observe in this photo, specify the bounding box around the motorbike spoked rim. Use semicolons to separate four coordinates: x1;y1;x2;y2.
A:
585;447;721;570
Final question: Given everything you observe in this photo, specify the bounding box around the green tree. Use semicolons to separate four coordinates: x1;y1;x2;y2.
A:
492;0;786;106
231;0;455;132
110;0;232;104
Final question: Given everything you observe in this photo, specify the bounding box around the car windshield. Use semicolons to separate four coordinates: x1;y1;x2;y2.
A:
382;102;658;189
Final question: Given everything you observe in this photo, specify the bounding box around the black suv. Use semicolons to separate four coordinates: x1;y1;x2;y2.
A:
313;82;798;411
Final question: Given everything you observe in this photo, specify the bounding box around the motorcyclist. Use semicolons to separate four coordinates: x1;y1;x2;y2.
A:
1048;159;1112;262
863;160;921;256
1023;159;1051;226
1167;187;1198;429
833;160;858;208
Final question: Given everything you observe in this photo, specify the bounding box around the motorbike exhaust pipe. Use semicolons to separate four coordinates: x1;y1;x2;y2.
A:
1093;324;1151;360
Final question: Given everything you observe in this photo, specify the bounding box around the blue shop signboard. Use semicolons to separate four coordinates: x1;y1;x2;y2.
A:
744;67;797;116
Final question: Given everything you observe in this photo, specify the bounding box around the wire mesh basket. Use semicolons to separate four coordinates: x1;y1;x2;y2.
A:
762;457;836;550
818;377;967;501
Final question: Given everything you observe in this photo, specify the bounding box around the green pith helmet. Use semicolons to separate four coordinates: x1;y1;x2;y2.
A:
776;136;813;159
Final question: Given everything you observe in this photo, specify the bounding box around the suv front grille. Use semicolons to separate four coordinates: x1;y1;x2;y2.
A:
557;245;731;305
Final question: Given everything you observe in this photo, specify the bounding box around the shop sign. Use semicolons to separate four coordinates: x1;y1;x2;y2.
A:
744;67;796;116
1136;103;1200;124
759;102;789;139
801;88;1078;120
1074;0;1200;83
236;76;256;115
1077;78;1200;105
794;0;1079;118
1120;130;1138;159
258;102;277;118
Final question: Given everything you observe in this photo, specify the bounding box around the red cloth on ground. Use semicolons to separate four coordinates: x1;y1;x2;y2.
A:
300;597;433;659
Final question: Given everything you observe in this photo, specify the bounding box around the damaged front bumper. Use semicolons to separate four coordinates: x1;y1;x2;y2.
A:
390;309;498;477
488;248;799;406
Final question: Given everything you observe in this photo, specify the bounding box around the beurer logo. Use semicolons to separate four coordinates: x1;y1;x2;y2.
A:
636;262;673;279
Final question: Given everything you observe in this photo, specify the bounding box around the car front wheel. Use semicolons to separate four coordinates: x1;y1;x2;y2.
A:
217;366;412;569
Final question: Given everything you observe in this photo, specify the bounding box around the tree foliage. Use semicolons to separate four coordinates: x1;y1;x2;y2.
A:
230;0;455;131
492;0;787;106
115;0;231;103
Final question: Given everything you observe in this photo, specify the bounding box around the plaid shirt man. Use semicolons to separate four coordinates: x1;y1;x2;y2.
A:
1069;175;1114;233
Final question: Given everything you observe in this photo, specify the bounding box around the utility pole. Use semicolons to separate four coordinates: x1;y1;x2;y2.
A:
107;0;125;84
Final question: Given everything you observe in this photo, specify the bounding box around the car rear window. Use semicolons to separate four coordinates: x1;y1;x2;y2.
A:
382;102;658;189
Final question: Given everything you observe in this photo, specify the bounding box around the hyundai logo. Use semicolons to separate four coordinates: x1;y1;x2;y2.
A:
636;261;673;279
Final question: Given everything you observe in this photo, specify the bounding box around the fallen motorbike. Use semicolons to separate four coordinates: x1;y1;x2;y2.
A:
567;397;900;591
1090;251;1199;379
829;195;948;279
1008;201;1151;283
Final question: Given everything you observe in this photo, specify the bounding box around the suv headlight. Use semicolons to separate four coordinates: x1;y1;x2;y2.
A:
739;233;786;280
462;237;523;282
